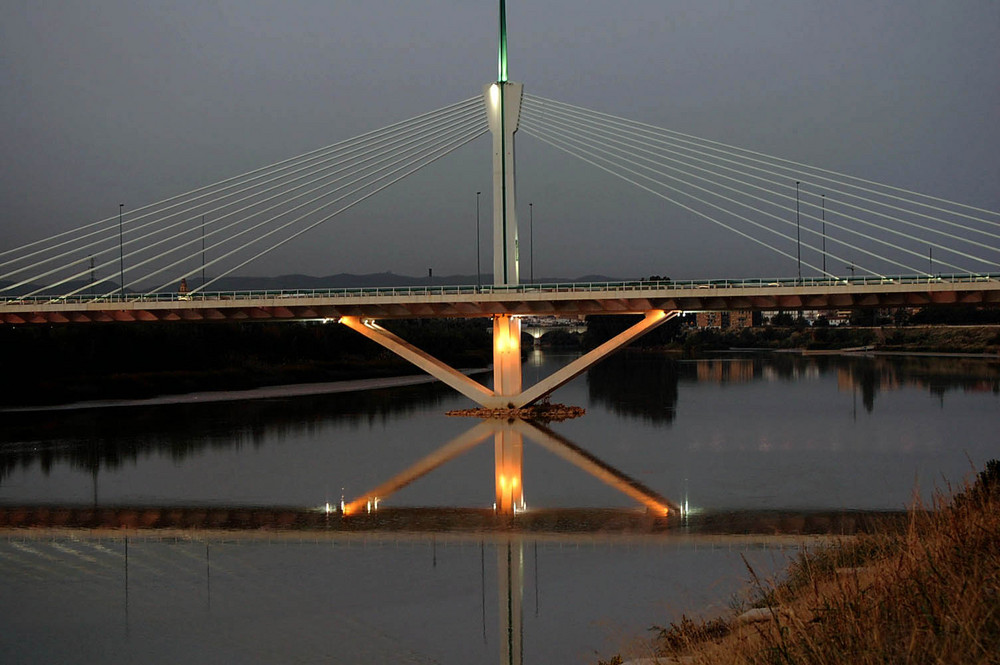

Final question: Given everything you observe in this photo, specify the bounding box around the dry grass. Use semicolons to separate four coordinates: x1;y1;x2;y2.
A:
608;461;1000;665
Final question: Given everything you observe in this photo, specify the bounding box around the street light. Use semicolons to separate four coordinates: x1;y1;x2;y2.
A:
476;191;481;291
529;202;533;285
118;203;125;299
201;214;207;288
821;194;826;277
795;181;801;283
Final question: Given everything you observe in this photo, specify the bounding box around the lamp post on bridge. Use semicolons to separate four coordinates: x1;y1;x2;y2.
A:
201;214;207;288
529;202;533;284
821;194;826;277
476;191;482;291
118;203;125;299
795;181;801;283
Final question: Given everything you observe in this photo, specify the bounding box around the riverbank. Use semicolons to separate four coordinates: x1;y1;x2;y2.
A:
0;369;489;413
606;461;1000;665
0;319;491;407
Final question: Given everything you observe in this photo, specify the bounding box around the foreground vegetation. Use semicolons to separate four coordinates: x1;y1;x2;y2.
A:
602;461;1000;665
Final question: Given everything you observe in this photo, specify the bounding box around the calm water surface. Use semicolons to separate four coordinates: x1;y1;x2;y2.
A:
1;351;997;663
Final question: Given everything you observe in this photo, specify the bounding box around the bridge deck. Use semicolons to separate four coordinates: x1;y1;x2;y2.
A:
2;276;998;324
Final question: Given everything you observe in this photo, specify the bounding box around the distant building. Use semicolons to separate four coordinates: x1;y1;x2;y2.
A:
826;310;852;325
728;310;755;329
696;310;757;329
696;311;722;328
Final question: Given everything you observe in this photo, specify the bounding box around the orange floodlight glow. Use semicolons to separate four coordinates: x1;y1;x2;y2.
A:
494;318;509;352
342;497;372;516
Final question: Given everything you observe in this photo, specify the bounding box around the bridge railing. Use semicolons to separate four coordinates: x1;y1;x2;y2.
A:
2;273;997;306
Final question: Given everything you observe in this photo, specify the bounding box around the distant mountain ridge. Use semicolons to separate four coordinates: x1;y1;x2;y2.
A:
2;272;627;296
204;272;626;291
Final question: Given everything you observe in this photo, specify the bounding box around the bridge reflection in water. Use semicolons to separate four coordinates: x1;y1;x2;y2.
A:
1;418;678;665
0;416;906;665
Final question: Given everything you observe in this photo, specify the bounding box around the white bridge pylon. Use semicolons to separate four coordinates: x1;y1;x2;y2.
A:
486;80;523;289
338;67;680;409
338;33;681;409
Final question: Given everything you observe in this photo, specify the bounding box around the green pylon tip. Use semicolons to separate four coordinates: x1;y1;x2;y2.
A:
498;0;508;82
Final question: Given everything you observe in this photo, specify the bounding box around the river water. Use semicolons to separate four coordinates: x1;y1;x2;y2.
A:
1;351;997;664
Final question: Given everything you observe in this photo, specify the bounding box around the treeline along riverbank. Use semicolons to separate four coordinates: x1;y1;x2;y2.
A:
671;323;1000;356
0;319;490;407
581;312;1000;356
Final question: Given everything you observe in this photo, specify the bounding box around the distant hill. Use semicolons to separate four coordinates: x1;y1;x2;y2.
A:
0;279;117;297
204;272;625;291
208;272;468;291
3;272;627;296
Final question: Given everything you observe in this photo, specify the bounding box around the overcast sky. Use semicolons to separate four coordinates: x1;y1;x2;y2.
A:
2;1;997;280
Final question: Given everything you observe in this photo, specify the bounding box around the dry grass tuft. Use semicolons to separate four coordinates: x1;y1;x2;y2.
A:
614;460;1000;665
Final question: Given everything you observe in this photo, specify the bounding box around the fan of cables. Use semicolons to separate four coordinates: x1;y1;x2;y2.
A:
0;96;488;299
520;94;1000;280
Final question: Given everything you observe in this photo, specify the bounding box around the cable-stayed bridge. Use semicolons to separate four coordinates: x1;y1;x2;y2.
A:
2;93;997;307
2;2;998;410
2;90;997;315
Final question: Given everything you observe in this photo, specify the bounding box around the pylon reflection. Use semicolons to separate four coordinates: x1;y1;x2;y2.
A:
342;418;678;517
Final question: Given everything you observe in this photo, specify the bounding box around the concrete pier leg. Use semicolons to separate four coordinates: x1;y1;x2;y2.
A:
339;316;495;406
341;310;678;411
512;310;680;407
493;314;522;404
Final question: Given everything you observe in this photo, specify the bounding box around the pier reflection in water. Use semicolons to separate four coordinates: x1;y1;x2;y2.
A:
338;415;677;665
343;418;676;517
